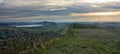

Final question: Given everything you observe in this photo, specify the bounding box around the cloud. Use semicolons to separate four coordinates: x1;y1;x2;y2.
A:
0;0;120;22
70;11;120;17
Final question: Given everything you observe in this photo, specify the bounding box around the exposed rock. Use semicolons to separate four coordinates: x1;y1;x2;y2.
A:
0;28;64;53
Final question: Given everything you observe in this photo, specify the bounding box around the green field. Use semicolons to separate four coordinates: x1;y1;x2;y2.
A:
20;26;120;54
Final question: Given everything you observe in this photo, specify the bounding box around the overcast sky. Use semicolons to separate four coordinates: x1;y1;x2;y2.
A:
0;0;120;22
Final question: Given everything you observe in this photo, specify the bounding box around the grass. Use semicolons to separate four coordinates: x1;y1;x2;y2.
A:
74;29;120;39
1;24;120;54
21;27;120;54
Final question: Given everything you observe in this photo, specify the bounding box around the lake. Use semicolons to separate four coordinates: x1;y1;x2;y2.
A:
15;24;44;27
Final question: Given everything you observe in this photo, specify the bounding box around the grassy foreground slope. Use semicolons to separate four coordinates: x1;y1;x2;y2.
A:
25;24;120;54
0;28;64;54
1;23;120;54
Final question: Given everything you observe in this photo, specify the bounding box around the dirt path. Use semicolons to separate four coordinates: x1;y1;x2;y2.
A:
61;27;69;34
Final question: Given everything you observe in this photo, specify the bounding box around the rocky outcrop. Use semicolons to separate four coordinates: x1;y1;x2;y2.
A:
0;28;64;53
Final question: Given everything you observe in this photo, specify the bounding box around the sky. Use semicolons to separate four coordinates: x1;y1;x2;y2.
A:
0;0;120;22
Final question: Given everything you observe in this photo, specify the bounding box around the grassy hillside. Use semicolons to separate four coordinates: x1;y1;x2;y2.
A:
22;24;120;54
1;24;120;54
0;28;64;54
